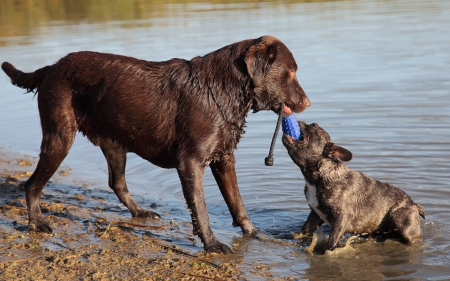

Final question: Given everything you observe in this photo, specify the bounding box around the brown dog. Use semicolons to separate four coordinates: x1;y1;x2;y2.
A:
282;122;425;253
2;36;310;253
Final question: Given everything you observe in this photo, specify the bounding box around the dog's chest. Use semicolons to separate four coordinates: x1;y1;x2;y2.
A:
305;181;331;226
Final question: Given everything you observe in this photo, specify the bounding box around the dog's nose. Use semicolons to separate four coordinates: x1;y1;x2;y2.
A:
304;97;311;108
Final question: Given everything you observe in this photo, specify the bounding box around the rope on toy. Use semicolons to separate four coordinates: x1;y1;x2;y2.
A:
265;101;284;166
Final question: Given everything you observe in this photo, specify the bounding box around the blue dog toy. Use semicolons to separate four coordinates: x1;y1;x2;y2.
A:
282;114;302;140
265;102;303;166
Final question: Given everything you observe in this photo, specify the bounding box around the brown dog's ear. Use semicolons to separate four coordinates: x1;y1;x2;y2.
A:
324;143;353;162
244;41;277;87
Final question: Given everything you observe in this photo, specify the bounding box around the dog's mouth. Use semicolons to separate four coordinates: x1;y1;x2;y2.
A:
273;102;294;115
298;122;309;144
283;103;293;116
281;102;309;115
283;127;308;146
278;96;311;114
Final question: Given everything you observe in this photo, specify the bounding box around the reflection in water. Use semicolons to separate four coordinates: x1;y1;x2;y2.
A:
304;238;424;280
0;0;340;44
1;0;450;279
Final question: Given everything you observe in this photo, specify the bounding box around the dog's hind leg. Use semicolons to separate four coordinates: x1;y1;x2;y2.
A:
390;206;422;244
25;115;77;233
99;138;160;219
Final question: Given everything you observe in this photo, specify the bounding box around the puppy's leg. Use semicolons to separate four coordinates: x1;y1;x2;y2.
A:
100;139;159;219
178;157;233;254
325;215;348;253
210;155;257;236
301;210;324;235
390;206;422;243
25;113;77;233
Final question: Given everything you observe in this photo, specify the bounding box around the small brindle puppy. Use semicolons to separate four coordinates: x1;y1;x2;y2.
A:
282;122;425;253
2;36;311;254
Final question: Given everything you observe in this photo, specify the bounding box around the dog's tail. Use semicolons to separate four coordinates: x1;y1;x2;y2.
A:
2;62;51;93
416;204;426;219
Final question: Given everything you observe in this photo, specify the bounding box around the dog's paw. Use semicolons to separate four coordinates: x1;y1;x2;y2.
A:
204;241;234;254
235;219;258;236
132;210;161;219
28;217;53;233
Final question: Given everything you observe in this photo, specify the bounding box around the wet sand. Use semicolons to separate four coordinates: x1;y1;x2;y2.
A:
0;150;288;281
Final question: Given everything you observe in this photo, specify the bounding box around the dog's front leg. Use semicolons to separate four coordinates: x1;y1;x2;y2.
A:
300;210;324;235
177;157;233;254
210;155;257;236
324;215;347;253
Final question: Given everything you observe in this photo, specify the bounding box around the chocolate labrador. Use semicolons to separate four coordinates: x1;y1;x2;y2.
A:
282;122;425;253
2;36;310;253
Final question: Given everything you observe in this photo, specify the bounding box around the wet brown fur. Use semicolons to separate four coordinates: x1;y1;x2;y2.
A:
2;36;310;253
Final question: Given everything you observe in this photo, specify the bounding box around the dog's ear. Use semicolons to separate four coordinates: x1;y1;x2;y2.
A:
244;41;277;87
324;143;353;162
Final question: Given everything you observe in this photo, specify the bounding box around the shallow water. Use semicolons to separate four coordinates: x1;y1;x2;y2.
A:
1;0;449;279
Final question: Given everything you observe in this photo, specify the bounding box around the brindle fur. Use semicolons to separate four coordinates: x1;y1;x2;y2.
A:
282;122;425;253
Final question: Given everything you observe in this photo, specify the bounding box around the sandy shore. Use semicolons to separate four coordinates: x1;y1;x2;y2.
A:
0;149;288;281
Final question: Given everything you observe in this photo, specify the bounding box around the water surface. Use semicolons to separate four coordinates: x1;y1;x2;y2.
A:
1;0;449;279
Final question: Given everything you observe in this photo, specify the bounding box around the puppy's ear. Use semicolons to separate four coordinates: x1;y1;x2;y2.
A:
324;143;353;162
244;41;277;87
